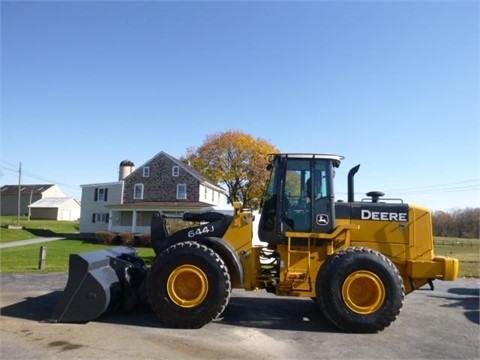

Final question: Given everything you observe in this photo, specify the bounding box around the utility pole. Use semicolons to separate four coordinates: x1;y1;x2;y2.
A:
28;189;33;221
16;162;21;226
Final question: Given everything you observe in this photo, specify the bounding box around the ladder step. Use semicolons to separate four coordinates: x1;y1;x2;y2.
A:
287;272;307;280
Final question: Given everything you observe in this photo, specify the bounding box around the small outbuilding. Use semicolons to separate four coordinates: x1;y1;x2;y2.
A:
1;184;67;216
29;197;81;221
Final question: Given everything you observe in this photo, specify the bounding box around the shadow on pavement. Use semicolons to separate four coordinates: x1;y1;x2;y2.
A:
447;286;480;325
0;290;338;332
0;291;160;327
1;291;62;322
217;296;339;332
2;283;477;332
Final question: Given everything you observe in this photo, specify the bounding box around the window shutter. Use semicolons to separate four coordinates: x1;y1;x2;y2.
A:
92;213;96;223
104;188;108;201
94;188;98;201
105;214;109;223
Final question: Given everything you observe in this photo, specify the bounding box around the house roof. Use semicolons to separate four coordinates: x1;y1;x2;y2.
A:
1;184;55;195
29;197;80;208
134;151;228;194
81;181;123;188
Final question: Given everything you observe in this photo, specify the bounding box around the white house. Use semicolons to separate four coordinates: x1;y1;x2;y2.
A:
0;184;68;216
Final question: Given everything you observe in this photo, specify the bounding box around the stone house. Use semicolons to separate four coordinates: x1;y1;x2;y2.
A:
79;151;230;234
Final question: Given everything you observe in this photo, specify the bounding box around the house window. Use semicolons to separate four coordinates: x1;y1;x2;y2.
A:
143;166;150;177
177;184;186;200
172;166;179;177
204;187;208;200
94;188;108;202
134;184;144;199
212;190;215;201
92;213;108;223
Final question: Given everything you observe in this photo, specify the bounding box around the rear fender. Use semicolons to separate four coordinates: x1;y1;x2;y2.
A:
202;236;244;288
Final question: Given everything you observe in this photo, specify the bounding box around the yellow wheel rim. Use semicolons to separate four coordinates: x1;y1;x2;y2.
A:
342;270;386;314
167;265;208;308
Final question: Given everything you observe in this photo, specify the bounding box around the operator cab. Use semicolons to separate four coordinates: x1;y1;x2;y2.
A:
258;153;343;244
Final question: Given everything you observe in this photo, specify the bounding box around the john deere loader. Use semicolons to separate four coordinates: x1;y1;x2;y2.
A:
51;153;459;333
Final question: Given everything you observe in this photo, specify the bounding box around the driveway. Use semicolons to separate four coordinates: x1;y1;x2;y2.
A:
0;273;478;360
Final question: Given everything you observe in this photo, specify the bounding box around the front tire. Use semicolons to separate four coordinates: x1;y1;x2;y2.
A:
147;241;231;328
316;247;404;333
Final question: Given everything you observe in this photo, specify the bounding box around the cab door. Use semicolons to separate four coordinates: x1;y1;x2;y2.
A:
309;159;336;234
258;155;337;245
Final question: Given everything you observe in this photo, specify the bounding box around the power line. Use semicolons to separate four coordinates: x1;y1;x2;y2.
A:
384;179;480;193
0;164;80;189
389;185;479;195
336;178;480;197
2;160;478;197
337;183;480;197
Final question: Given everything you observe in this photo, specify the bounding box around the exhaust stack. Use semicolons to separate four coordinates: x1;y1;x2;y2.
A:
348;164;360;202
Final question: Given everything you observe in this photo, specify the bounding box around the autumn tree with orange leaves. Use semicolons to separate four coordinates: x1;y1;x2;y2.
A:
183;130;279;208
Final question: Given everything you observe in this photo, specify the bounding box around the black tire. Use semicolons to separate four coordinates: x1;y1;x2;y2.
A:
316;247;404;333
147;241;231;328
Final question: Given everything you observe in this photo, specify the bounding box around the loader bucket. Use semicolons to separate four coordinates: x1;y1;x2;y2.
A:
50;246;147;323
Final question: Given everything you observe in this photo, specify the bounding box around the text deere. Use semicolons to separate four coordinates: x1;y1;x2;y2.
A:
361;209;408;222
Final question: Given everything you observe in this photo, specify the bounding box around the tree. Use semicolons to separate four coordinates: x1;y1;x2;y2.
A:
183;130;279;208
433;207;480;239
432;211;455;237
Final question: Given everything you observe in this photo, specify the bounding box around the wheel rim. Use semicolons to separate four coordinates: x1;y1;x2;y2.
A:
167;265;208;308
342;270;386;314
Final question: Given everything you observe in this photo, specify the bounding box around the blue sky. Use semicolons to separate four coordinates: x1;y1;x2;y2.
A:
1;0;478;212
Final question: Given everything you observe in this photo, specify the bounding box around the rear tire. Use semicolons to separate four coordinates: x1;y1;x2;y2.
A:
147;241;231;328
316;247;404;333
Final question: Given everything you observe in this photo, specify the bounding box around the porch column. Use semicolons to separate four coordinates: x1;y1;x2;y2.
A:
132;210;137;233
108;210;113;231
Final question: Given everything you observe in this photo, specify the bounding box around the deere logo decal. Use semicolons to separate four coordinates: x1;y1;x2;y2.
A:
361;209;408;222
316;214;329;225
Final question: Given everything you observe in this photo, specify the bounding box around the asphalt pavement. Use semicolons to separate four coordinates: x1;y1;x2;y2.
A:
0;272;478;360
1;237;479;359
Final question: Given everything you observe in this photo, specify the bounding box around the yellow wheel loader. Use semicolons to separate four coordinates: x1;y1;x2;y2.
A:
51;153;459;333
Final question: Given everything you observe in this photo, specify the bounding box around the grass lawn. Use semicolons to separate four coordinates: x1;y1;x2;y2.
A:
1;216;79;243
434;237;479;278
0;216;155;272
0;239;156;273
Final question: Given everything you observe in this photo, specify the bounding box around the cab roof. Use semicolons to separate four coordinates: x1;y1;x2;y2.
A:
271;153;344;166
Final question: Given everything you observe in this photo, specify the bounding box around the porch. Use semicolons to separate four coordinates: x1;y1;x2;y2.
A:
105;201;225;235
109;225;150;234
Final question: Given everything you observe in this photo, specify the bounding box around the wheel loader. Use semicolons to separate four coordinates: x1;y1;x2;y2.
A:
51;153;459;333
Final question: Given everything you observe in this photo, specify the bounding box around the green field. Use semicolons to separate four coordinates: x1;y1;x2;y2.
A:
0;239;156;273
1;217;478;277
0;216;154;272
0;216;80;243
434;237;479;278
